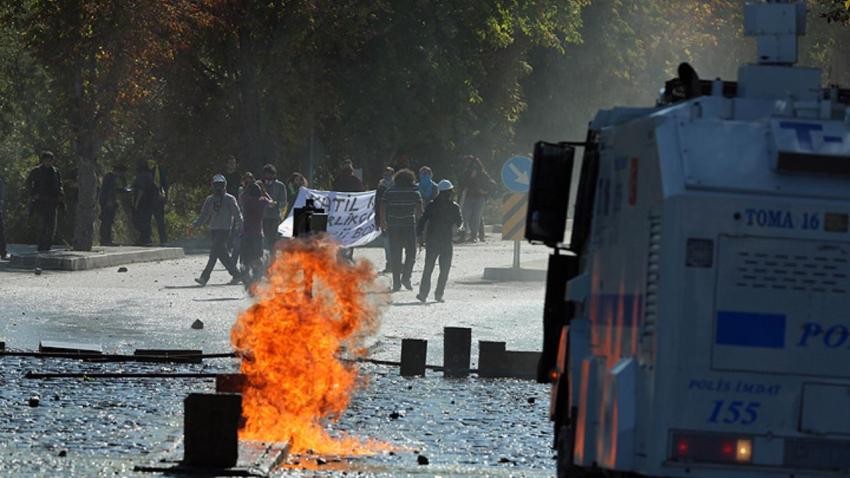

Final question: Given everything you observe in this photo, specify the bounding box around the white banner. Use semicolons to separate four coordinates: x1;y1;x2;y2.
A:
278;187;381;248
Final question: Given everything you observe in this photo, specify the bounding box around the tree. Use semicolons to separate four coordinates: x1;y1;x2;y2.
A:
20;0;216;250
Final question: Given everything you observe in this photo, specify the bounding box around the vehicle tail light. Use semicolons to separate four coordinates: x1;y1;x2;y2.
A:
670;431;754;464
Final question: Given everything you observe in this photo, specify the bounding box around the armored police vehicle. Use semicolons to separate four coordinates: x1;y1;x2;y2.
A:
525;1;850;477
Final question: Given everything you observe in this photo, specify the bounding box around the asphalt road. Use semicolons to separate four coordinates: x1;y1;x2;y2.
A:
0;236;554;477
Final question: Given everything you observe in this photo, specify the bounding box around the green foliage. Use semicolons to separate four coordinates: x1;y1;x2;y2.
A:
0;0;848;249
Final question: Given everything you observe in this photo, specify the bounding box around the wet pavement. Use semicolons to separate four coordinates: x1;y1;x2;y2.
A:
0;238;554;476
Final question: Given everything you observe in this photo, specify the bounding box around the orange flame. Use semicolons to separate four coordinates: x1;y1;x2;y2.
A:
231;237;387;455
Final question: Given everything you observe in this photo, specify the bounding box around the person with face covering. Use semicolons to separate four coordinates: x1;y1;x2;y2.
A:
417;166;439;204
188;175;243;286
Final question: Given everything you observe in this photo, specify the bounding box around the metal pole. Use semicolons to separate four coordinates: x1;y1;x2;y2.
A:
513;240;521;269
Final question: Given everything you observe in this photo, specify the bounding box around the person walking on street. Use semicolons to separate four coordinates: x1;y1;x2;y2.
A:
458;156;495;243
148;159;169;245
261;164;287;253
188;175;243;286
416;180;463;303
223;156;243;261
332;160;364;262
417;166;439;204
240;181;272;285
381;169;422;291
132;161;156;246
375;166;394;273
99;164;128;246
0;173;7;259
26;151;64;251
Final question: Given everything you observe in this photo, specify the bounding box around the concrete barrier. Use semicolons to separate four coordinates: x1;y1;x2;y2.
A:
183;393;242;468
400;339;427;377
482;266;546;282
443;327;471;378
9;245;184;271
477;340;540;379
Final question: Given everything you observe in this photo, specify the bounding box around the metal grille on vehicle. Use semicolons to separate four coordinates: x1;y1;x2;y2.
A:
732;251;849;294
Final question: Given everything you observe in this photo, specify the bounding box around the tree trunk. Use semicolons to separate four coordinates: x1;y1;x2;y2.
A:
72;133;98;251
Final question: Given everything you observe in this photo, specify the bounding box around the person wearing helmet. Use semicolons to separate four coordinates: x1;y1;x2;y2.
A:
415;179;463;302
188;174;243;286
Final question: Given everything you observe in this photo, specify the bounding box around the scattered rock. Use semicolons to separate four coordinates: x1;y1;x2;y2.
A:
191;319;204;330
52;395;60;401
316;457;327;466
499;457;512;463
57;450;67;457
417;455;429;465
388;411;401;420
527;397;536;404
117;267;128;273
28;395;40;407
34;268;42;275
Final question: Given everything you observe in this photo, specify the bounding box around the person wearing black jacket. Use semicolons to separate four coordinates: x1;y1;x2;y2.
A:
416;179;463;303
26;151;64;251
99;164;128;245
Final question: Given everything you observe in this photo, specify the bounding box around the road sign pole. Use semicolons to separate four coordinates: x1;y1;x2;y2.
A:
512;240;521;269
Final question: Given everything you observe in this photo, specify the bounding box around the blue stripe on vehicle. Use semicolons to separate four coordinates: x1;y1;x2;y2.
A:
824;136;844;143
715;311;786;349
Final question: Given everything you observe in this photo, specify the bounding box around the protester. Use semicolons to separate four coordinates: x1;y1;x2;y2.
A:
332;160;364;193
381;168;422;291
457;155;495;243
417;166;439;204
239;181;272;285
238;172;255;209
26;151;64;252
375;166;394;273
416;180;463;303
285;172;308;216
223;155;241;197
188;175;243;286
261;164;287;252
132;161;156;246
0;173;6;259
99;164;128;246
231;171;256;264
331;160;364;262
148;159;169;245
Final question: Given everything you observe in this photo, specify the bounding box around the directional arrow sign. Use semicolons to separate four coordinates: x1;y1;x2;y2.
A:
501;155;532;193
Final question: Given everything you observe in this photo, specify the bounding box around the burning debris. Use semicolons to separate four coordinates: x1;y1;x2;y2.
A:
231;237;387;456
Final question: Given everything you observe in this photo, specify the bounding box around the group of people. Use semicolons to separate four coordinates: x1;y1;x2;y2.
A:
0;150;496;304
99;159;169;247
15;151;170;252
189;158;291;287
374;155;495;302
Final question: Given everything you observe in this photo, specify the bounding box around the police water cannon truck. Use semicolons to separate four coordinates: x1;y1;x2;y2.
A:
524;1;850;477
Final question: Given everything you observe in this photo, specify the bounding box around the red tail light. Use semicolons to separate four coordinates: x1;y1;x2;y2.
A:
671;432;754;464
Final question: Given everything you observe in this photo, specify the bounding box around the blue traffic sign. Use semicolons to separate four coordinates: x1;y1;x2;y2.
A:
501;155;532;193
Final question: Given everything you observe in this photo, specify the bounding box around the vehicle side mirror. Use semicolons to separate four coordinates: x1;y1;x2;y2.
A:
525;141;575;248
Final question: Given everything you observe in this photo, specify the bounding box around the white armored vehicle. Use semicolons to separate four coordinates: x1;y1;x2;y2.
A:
525;1;850;477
